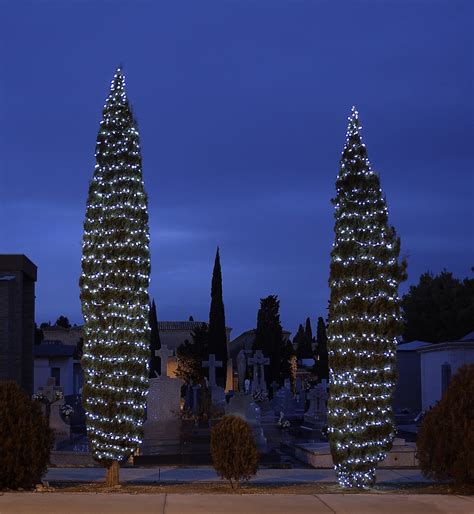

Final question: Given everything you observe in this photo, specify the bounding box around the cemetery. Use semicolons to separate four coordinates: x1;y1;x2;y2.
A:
1;3;473;512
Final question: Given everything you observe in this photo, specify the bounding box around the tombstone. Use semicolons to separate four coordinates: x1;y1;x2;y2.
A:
143;345;184;455
37;378;69;446
192;384;201;417
247;350;270;394
284;378;291;390
237;349;247;392
225;392;267;452
271;386;296;419
304;380;328;427
203;354;225;407
202;354;222;387
244;378;251;394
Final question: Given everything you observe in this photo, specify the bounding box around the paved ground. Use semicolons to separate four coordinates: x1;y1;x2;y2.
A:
0;493;473;513
45;466;434;484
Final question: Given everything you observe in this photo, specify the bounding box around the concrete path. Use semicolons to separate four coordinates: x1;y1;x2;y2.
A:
45;466;434;484
0;493;473;513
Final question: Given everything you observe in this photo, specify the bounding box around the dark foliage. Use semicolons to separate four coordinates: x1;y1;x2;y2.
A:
314;316;329;380
34;324;44;345
211;415;259;488
402;270;474;343
176;323;209;384
148;299;162;378
55;315;71;329
253;295;293;386
417;364;474;484
0;381;53;489
208;247;228;386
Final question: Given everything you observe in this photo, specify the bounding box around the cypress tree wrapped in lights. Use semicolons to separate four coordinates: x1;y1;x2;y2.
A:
79;68;151;486
327;107;407;489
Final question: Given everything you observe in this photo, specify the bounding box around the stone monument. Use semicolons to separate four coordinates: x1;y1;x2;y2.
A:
37;377;69;447
247;350;270;394
143;345;184;454
203;354;225;407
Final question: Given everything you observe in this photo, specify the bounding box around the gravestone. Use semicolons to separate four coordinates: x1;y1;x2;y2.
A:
247;350;270;394
304;380;328;427
271;385;296;419
237;349;247;392
37;378;69;446
225;393;267;452
203;354;225;407
143;345;184;455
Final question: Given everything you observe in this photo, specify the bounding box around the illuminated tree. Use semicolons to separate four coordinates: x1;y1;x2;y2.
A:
79;68;151;486
327;107;407;489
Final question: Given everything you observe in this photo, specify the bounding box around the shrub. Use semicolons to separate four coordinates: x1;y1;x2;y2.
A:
210;415;259;488
0;381;54;489
416;364;474;484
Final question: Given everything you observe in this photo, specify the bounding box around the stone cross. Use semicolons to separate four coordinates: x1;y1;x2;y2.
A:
247;350;270;393
156;344;173;377
39;377;63;404
202;354;223;387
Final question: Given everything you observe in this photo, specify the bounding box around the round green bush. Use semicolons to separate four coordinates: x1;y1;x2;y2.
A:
0;380;53;489
416;364;474;484
210;415;259;488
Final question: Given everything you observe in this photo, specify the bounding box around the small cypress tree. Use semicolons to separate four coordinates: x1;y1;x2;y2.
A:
208;247;228;386
417;364;474;484
79;68;151;486
327;107;407;488
211;415;259;488
0;381;53;489
148;299;161;378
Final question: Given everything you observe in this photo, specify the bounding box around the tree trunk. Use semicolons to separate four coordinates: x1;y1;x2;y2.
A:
106;460;120;487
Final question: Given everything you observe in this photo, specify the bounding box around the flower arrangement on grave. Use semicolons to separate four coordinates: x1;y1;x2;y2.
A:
60;404;75;418
277;411;290;429
252;389;268;402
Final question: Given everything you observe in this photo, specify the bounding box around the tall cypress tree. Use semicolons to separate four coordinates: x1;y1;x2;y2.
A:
327;107;406;489
79;68;151;486
315;316;329;381
207;247;227;386
304;317;313;343
149;299;161;378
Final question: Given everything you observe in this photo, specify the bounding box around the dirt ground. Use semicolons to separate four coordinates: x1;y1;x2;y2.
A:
19;481;473;496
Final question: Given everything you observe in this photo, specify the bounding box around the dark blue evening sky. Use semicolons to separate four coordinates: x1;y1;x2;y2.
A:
1;0;473;338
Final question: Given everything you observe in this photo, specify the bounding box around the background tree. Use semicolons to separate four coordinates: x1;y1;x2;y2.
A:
417;364;474;484
253;295;293;387
176;323;209;385
402;270;474;343
79;68;150;487
295;321;313;359
327;107;407;489
148;299;161;378
0;381;53;489
314;316;329;381
293;324;305;358
55;315;71;329
207;247;227;387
